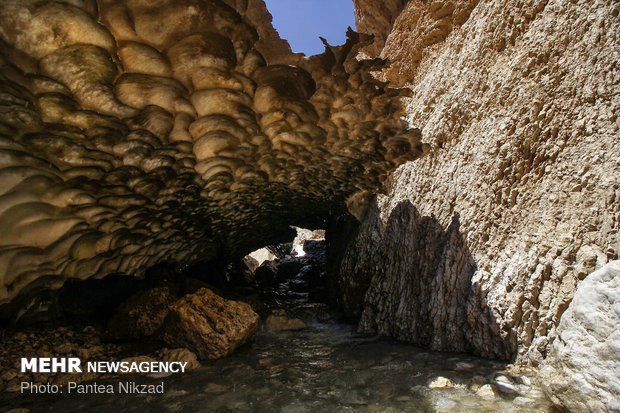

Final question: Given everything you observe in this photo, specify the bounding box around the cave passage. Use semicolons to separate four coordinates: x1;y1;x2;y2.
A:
0;230;552;412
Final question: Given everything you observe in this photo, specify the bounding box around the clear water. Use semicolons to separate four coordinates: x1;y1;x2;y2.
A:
4;313;552;413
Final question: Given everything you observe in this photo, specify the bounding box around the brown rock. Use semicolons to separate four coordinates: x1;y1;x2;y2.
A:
161;348;201;371
161;288;259;360
108;287;174;339
264;313;306;332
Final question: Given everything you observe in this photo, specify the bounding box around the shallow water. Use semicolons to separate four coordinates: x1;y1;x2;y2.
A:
4;313;552;413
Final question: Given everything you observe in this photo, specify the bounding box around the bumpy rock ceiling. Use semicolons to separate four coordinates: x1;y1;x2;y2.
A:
0;0;426;301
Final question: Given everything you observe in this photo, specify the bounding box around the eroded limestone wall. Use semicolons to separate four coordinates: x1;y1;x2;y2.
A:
343;0;619;364
0;0;424;302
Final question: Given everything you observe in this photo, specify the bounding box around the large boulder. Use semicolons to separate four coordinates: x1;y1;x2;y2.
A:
108;287;174;339
538;261;620;412
161;288;259;359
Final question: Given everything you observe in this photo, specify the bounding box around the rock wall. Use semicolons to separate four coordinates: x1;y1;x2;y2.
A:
0;0;426;302
343;0;620;364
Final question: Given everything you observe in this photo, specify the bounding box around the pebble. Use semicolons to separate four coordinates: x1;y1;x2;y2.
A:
428;376;454;389
476;384;497;400
494;374;519;394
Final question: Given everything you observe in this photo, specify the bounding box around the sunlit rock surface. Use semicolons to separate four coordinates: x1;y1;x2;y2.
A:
340;0;619;365
0;0;424;301
538;261;620;412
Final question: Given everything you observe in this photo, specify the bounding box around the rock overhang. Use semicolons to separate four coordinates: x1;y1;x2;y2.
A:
0;0;427;302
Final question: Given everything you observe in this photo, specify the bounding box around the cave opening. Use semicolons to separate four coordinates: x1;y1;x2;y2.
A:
264;0;356;56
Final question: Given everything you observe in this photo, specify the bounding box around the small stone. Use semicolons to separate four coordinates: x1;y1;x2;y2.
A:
476;384;497;400
494;374;519;394
455;361;474;371
428;376;454;389
468;375;487;391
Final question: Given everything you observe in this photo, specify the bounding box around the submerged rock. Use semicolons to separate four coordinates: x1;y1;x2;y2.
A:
538;261;620;412
162;288;259;360
161;348;201;371
264;310;306;332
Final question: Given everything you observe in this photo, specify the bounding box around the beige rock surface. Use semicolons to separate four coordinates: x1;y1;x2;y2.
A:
342;0;619;365
538;261;620;412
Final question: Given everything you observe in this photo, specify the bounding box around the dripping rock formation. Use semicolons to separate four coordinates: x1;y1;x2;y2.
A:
0;0;424;302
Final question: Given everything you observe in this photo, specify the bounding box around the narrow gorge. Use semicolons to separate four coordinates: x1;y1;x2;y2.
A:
0;0;618;412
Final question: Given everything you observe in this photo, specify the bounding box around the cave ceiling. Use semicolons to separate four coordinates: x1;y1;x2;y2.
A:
0;0;426;301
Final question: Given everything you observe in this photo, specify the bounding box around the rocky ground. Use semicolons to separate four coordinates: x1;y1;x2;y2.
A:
0;236;555;412
0;236;330;396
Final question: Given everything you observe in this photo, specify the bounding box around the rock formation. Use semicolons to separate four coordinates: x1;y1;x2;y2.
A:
0;0;425;303
538;261;620;412
339;0;619;367
162;288;259;359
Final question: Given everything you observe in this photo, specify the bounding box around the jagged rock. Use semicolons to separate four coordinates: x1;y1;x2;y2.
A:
538;261;620;412
162;288;259;359
108;287;174;339
243;255;260;272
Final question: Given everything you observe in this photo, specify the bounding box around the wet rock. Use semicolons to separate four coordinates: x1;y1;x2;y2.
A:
288;278;310;293
203;382;230;393
454;361;474;371
108;287;174;339
276;256;308;281
476;384;497;400
468;375;487;391
303;240;326;265
493;374;518;394
539;261;620;412
428;376;453;389
161;348;201;370
162;288;259;359
264;310;306;332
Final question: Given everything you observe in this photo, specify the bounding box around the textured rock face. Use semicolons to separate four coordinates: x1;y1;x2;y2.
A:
344;0;619;364
0;0;425;302
107;286;174;339
538;261;620;412
162;288;259;359
352;0;409;56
